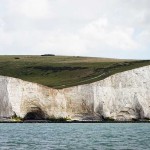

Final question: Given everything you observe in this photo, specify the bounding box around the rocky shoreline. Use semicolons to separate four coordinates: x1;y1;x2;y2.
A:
0;119;150;123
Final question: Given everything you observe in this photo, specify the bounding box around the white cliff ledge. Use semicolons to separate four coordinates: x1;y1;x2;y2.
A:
0;65;150;121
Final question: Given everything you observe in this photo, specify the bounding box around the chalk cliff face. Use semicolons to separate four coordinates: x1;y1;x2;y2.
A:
0;65;150;121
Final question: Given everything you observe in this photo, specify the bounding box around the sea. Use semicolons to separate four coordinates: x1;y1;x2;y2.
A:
0;123;149;150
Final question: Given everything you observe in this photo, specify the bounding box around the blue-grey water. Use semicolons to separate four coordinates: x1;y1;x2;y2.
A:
0;123;150;150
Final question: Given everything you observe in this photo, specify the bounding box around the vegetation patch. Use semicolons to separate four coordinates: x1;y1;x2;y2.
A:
14;57;20;59
47;117;70;122
101;116;115;122
27;66;88;72
11;113;23;122
41;54;55;56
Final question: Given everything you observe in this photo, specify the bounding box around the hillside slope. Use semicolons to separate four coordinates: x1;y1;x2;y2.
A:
0;55;150;88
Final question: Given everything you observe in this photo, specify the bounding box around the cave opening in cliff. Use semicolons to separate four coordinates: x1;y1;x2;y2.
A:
24;108;45;120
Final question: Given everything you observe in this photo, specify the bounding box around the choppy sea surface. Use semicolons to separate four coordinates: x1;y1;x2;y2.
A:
0;123;150;150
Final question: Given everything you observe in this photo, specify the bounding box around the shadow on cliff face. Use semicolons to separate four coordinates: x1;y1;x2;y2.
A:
24;108;45;120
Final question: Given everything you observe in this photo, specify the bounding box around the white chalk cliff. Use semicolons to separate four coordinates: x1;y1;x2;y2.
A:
0;65;150;121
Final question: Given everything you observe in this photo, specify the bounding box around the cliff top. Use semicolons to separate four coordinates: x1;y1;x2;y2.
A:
0;55;149;89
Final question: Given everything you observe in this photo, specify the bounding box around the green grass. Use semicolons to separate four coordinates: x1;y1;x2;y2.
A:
0;55;149;89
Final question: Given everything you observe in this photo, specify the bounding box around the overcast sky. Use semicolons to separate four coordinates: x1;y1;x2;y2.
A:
0;0;149;59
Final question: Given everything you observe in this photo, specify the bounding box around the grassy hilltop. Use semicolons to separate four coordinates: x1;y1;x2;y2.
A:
0;55;150;89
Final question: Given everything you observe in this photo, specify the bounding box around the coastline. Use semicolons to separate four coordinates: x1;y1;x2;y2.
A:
0;120;150;123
